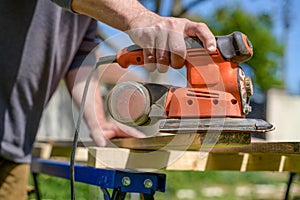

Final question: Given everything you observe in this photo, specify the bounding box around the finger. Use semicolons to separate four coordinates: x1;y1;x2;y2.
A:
168;31;186;69
142;29;157;72
116;122;146;138
157;57;169;73
90;131;108;147
185;22;216;53
155;30;170;73
143;48;156;72
128;27;157;72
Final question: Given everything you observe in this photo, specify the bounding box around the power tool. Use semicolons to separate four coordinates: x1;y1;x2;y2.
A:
106;31;273;134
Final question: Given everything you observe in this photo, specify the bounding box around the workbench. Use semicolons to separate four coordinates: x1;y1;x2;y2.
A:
31;134;300;199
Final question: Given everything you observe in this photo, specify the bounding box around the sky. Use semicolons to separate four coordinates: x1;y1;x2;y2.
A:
187;0;300;95
98;0;300;95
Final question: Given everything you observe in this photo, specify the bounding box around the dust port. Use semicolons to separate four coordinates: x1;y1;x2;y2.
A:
231;99;238;104
187;99;193;105
213;99;218;105
136;57;142;63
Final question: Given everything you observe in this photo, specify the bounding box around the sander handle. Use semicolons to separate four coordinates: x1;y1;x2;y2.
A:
116;31;253;68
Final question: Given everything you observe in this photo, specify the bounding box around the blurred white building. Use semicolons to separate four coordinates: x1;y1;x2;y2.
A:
267;88;300;141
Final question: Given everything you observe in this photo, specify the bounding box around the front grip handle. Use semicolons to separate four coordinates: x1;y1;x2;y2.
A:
216;31;253;63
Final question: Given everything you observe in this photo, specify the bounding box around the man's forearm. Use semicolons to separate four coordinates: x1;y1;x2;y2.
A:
65;67;107;131
69;0;216;73
71;0;152;31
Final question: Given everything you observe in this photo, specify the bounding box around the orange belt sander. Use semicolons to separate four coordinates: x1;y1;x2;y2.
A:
107;31;273;133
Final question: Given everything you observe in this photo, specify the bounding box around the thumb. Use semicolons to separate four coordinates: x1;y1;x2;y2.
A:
185;21;216;53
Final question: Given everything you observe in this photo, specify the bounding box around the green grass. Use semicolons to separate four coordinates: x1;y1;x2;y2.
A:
156;171;290;200
28;174;101;199
28;171;300;200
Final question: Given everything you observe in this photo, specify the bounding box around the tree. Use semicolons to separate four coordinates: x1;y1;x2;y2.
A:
97;1;284;90
139;0;208;17
201;6;284;91
138;1;284;91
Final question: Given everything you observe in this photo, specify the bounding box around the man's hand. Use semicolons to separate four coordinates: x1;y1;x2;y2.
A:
90;121;145;146
127;14;216;72
71;0;216;72
66;67;146;147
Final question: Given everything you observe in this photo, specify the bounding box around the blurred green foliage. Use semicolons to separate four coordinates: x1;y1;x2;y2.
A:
139;0;285;90
191;6;284;91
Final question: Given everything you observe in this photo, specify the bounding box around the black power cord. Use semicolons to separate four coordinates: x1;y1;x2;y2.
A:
70;55;117;200
284;172;297;200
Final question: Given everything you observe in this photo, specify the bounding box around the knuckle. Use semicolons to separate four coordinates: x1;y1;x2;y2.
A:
166;19;178;28
146;56;156;63
154;23;163;30
171;45;185;57
158;56;169;66
195;22;207;31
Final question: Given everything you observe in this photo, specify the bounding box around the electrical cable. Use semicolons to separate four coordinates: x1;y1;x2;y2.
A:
70;55;117;200
284;172;297;200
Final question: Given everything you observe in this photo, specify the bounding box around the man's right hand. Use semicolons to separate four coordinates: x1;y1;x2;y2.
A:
127;14;216;72
71;0;216;73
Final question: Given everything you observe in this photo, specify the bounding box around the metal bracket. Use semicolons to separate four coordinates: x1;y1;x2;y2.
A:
31;158;166;199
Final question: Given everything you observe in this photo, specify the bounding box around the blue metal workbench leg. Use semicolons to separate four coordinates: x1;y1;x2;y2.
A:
32;172;41;200
140;193;155;200
31;158;166;199
111;188;127;200
101;188;112;200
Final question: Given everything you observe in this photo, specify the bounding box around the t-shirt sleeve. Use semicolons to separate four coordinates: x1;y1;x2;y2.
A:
68;19;100;71
51;0;72;11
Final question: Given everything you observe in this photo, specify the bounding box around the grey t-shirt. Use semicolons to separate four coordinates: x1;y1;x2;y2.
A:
0;0;98;163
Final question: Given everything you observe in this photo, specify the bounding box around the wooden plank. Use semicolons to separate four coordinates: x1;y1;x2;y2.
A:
87;148;246;171
205;153;244;171
211;142;300;153
166;151;208;171
35;138;300;153
88;147;210;171
87;142;300;172
88;147;131;169
35;139;96;147
33;141;89;162
32;142;53;159
33;140;300;172
111;132;251;150
244;153;282;171
283;155;300;172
